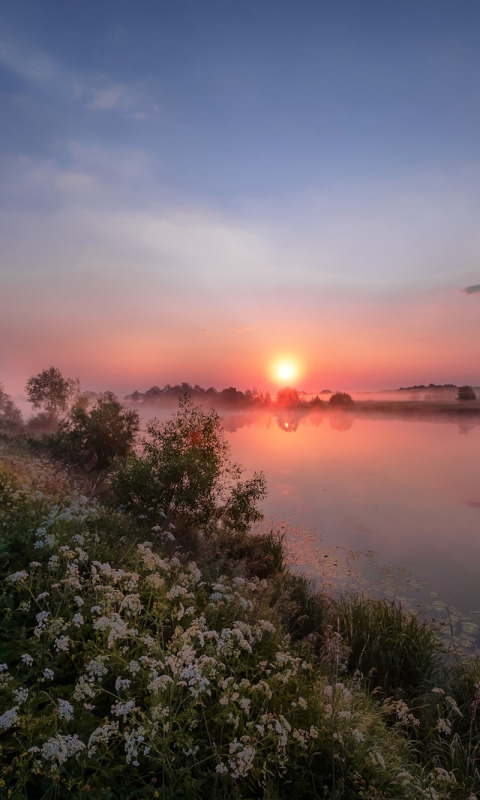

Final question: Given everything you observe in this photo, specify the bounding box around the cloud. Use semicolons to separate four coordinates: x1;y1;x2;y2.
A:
461;284;480;295
87;86;124;110
0;38;56;84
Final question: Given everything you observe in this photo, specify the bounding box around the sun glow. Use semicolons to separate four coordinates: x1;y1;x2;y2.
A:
271;357;302;385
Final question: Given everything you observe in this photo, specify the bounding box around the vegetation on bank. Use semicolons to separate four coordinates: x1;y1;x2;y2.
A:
0;378;479;798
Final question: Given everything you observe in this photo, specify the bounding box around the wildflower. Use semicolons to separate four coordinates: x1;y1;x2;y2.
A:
124;725;147;765
111;699;136;718
36;591;49;600
87;722;119;757
14;687;28;704
436;718;452;735
228;739;256;778
7;570;28;583
58;699;74;720
0;707;20;730
128;660;140;674
43;668;54;680
0;664;8;673
115;677;131;692
120;593;143;616
85;658;108;680
21;653;34;666
54;635;71;653
72;613;84;627
41;733;85;766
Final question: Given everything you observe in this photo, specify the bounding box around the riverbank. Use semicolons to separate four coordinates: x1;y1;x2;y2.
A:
1;436;479;798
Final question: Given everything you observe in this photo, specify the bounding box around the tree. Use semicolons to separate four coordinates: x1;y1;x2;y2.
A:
112;398;266;533
457;385;476;401
0;384;23;437
54;394;140;472
25;367;78;422
276;387;300;407
328;391;354;407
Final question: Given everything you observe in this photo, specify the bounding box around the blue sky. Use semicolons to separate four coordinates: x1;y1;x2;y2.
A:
1;0;480;393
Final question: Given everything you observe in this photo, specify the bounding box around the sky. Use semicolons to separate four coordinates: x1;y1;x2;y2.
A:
1;0;480;397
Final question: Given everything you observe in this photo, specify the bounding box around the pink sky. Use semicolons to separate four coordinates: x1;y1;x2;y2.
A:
2;3;480;399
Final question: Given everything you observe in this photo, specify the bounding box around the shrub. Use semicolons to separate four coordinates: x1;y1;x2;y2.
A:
112;398;266;534
457;385;476;401
52;395;140;472
328;392;354;407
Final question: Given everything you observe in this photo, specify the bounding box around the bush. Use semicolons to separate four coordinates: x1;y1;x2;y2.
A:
328;392;354;407
112;398;266;534
51;395;140;472
457;385;476;401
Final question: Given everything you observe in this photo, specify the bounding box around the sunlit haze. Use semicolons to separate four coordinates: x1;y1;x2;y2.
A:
2;1;480;397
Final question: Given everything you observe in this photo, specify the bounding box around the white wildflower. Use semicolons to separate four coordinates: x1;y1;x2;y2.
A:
43;668;54;680
111;699;136;718
7;570;28;583
0;706;20;730
41;733;85;766
115;677;131;692
21;653;34;666
87;722;119;757
58;699;74;720
14;687;28;704
54;635;70;653
436;718;452;735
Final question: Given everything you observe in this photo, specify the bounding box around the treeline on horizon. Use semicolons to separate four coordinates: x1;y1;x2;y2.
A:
124;383;341;409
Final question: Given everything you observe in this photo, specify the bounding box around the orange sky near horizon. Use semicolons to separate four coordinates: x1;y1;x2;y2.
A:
2;284;479;399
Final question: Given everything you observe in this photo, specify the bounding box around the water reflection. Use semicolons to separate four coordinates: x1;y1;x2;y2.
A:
223;412;480;631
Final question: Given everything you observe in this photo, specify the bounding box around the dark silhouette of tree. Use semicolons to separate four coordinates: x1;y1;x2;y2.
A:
276;387;300;407
328;392;354;407
25;367;78;423
457;385;476;401
0;384;23;437
53;395;140;472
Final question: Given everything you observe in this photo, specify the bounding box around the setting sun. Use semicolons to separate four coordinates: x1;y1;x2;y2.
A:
271;357;302;385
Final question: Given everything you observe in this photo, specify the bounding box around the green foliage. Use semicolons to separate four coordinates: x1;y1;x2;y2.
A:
25;366;78;424
328;392;354;407
0;383;23;438
330;595;444;697
0;465;453;800
52;394;140;472
112;398;266;533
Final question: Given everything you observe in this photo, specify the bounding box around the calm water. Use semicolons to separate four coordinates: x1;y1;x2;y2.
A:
221;409;480;633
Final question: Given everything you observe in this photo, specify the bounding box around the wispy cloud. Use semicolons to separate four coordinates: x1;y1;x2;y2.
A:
461;284;480;295
0;37;56;84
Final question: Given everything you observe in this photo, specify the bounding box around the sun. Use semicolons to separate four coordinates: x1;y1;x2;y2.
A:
277;362;296;382
271;357;301;385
